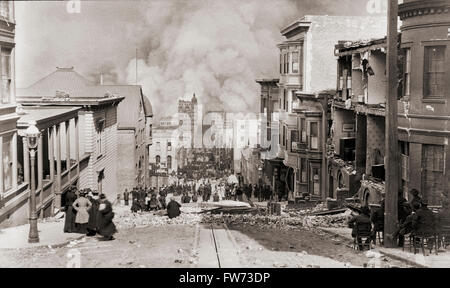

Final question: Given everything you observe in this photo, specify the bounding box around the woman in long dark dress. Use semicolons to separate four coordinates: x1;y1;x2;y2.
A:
86;190;99;236
98;194;117;241
64;187;77;233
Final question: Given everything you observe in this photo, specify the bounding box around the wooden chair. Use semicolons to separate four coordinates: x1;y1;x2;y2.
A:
353;222;372;251
412;234;438;256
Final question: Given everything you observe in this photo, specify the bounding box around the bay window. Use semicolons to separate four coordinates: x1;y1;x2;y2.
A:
2;136;13;192
0;48;11;104
292;51;299;73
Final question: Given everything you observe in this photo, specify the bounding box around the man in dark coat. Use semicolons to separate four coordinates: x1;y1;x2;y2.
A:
159;194;167;209
148;193;160;211
138;188;147;211
98;194;116;241
396;192;412;246
410;189;422;212
123;189;129;206
395;202;420;247
63;187;78;233
370;200;385;245
86;190;100;236
167;197;181;219
348;206;372;250
412;200;436;237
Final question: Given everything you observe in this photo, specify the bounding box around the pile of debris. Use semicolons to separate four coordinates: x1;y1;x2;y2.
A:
284;203;326;216
300;209;353;229
201;214;304;230
114;209;202;229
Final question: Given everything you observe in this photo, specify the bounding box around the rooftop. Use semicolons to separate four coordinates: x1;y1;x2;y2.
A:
17;67;125;106
17;106;81;129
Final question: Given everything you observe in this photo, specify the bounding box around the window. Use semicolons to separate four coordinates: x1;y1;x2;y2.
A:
310;122;319;150
280;53;283;74
155;155;160;164
167;141;172;151
292;51;299;73
2;136;13;192
0;48;11;104
300;118;306;143
421;145;444;205
310;165;320;196
290;130;298;152
167;155;172;170
282;126;286;147
149;125;152;137
97;170;104;195
300;158;307;183
156;141;161;151
95;119;105;158
402;48;411;98
424;46;446;99
283;90;287;110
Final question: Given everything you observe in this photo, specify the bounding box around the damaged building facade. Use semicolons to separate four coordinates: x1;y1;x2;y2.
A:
330;38;389;206
273;15;387;202
327;0;450;207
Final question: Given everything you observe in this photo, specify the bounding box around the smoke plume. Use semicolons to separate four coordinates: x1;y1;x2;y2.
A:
16;0;379;119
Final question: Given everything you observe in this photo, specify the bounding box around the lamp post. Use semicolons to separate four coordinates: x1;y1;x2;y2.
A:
26;120;40;243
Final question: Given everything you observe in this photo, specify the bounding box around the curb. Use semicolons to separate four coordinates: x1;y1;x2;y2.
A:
0;233;85;250
318;228;428;268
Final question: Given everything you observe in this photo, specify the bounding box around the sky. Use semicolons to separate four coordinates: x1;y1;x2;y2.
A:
15;0;385;118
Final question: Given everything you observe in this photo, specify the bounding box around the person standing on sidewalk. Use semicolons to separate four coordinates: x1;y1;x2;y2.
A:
98;194;117;241
86;190;100;236
72;190;92;234
63;186;77;233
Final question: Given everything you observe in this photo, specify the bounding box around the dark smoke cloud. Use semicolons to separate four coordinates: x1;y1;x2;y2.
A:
16;0;380;119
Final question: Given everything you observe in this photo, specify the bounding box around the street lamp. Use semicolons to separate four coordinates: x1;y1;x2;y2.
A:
25;120;40;243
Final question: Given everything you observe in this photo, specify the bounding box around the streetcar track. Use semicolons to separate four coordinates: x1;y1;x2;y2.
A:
210;224;222;268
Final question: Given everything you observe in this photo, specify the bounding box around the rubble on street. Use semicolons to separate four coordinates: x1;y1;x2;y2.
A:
114;205;202;229
200;203;354;230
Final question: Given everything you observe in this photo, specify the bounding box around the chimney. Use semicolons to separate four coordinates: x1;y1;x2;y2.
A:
100;73;104;85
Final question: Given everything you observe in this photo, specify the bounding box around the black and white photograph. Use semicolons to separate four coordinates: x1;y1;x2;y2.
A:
0;0;450;270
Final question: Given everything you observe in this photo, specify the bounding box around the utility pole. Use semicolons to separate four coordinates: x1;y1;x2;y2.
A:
384;0;399;248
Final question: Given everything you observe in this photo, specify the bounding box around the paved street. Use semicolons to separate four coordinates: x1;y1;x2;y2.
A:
0;199;414;268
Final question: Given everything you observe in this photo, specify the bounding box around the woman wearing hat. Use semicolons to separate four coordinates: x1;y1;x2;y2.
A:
63;186;77;233
72;189;92;234
98;194;117;241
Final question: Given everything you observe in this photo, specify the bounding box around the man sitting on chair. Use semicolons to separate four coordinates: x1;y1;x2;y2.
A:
412;200;436;236
348;206;372;251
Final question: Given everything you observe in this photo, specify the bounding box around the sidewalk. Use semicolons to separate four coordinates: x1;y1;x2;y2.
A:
0;219;84;249
320;227;450;268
